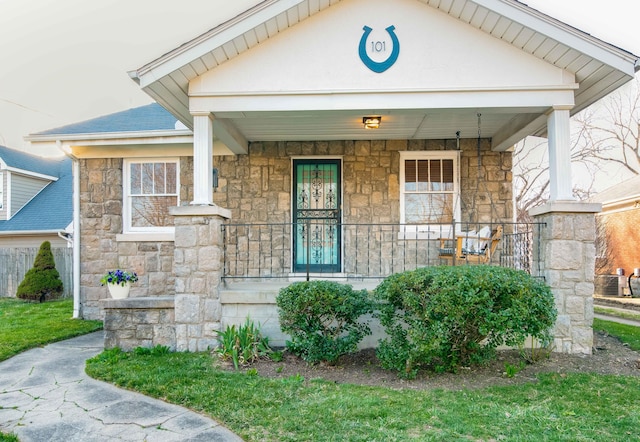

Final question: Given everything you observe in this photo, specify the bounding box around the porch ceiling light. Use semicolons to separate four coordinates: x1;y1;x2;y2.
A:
363;116;381;129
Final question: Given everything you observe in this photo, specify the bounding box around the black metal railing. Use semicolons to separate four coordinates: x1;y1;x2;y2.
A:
221;221;545;282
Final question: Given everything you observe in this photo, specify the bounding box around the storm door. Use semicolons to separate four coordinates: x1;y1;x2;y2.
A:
293;159;341;273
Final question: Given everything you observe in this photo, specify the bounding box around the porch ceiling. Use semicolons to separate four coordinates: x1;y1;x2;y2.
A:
132;0;638;151
213;107;546;142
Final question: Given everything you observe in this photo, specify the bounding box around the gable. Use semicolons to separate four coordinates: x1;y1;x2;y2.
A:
191;0;574;99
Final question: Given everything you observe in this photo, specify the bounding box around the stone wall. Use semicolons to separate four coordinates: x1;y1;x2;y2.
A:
79;158;183;320
79;142;512;319
213;139;512;225
102;297;176;351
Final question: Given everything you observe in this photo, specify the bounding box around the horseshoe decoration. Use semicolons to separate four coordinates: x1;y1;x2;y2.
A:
358;25;400;73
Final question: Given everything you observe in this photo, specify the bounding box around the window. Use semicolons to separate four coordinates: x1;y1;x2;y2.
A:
123;159;179;233
400;151;459;225
0;172;3;210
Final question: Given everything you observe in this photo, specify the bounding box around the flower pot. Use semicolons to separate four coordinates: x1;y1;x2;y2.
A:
107;282;131;299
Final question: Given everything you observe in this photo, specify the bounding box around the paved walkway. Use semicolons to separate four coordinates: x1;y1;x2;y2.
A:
0;332;243;442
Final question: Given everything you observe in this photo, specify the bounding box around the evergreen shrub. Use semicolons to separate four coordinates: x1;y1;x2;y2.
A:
374;265;556;377
16;241;64;302
276;280;374;363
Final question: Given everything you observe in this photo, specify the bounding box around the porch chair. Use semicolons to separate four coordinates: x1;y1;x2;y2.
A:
438;225;503;265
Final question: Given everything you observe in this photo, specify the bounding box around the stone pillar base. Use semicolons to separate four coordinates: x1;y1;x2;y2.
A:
530;201;601;355
170;205;231;352
102;296;176;351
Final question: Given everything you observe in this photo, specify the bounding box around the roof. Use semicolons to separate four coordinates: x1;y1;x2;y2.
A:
33;103;180;136
0;144;64;178
130;0;639;148
0;146;72;233
590;174;640;206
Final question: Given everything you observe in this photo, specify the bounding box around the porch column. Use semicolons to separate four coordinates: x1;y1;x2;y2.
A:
547;107;574;201
530;202;601;355
191;112;214;206
169;205;231;352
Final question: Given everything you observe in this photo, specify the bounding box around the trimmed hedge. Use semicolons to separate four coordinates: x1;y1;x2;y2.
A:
276;280;374;363
374;266;556;377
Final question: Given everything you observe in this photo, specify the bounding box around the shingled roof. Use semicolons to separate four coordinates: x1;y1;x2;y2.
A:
0;146;72;232
33;103;179;136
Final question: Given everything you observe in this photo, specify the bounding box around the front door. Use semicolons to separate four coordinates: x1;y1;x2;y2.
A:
293;159;341;273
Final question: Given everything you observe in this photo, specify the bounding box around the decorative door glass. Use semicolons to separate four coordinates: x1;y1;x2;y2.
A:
293;160;341;272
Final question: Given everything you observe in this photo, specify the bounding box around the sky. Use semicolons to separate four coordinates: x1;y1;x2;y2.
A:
0;0;639;156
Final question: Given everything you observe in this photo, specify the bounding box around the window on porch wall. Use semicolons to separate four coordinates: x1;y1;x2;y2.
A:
123;159;179;233
399;151;460;232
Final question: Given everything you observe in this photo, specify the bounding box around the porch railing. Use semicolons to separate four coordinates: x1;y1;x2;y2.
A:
221;221;544;282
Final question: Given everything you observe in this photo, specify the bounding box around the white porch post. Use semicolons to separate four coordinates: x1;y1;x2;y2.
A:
191;112;214;205
547;107;574;201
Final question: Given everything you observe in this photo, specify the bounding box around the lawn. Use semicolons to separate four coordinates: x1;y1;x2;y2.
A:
86;320;640;442
0;298;102;362
594;317;640;351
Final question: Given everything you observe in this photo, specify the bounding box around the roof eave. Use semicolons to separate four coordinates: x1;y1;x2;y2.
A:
0;229;69;236
26;129;193;143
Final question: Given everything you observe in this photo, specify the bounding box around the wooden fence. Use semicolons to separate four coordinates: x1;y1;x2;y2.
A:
0;247;73;298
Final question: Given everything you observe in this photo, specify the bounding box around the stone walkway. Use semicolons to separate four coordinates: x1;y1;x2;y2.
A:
0;332;243;442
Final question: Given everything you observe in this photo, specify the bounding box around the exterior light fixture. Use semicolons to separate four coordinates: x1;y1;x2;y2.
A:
362;116;381;129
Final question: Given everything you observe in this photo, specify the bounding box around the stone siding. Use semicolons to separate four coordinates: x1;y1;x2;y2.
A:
213;139;512;225
79;158;183;320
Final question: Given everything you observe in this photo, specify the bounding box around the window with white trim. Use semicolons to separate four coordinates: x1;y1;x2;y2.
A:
123;159;179;233
399;151;460;226
0;172;3;210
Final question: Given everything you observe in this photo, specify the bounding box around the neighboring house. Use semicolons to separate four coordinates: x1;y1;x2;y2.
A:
590;174;640;295
28;0;639;354
0;145;73;297
0;145;72;246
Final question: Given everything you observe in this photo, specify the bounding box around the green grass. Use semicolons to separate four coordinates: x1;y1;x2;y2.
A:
594;305;640;322
87;347;640;441
0;298;102;362
0;433;19;442
593;317;640;351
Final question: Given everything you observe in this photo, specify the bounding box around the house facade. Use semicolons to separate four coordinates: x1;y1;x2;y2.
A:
28;0;639;353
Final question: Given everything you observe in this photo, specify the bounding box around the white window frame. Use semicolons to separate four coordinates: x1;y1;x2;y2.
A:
123;158;180;234
399;151;460;234
0;171;3;210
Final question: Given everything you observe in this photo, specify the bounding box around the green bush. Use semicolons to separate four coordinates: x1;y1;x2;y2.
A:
16;241;64;302
215;317;272;370
276;280;374;364
374;266;556;377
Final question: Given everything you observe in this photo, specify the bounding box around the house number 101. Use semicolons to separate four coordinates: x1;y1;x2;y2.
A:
358;25;400;73
371;41;386;52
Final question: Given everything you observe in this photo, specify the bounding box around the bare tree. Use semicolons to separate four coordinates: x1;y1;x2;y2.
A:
514;77;640;222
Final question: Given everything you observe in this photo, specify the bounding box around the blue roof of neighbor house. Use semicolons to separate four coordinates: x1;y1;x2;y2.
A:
34;103;179;136
0;146;72;232
0;144;64;177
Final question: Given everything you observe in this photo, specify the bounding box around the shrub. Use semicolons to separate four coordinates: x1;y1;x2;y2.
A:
374;266;556;377
276;280;374;364
16;241;64;302
215;317;272;370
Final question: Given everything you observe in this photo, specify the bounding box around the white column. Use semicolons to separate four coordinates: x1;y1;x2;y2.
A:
191;112;214;206
547;107;574;201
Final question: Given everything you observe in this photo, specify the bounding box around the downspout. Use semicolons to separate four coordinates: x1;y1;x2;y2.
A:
58;141;81;319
